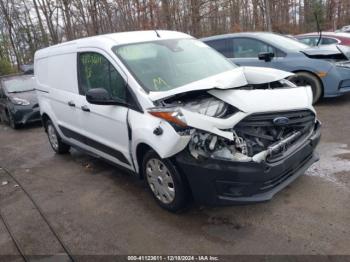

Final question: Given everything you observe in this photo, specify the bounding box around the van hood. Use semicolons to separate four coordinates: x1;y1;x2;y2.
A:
148;66;293;101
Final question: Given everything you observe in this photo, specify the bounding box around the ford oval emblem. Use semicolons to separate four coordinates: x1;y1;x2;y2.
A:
273;117;290;126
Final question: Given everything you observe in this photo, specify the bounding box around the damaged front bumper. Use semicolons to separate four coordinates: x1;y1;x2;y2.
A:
11;106;41;125
174;120;321;205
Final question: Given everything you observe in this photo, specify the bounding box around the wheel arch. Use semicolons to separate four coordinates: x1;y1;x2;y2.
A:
291;70;324;97
41;113;51;131
135;143;154;179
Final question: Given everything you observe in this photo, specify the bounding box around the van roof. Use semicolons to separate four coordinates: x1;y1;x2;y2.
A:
35;30;191;59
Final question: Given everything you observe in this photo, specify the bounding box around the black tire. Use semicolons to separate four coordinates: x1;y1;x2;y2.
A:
8;112;19;129
142;150;190;212
46;119;70;154
289;72;323;104
0;111;5;123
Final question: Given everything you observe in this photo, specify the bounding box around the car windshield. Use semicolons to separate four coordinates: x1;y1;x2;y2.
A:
4;77;35;93
113;38;236;92
259;34;309;51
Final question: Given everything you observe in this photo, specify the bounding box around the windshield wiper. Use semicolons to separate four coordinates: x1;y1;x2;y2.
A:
8;89;35;93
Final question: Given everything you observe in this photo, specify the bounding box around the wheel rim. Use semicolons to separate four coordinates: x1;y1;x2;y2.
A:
47;124;59;150
145;158;175;204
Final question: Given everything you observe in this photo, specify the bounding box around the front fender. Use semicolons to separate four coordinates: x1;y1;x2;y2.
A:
128;110;191;173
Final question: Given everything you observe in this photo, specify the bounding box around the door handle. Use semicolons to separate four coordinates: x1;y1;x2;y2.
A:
81;105;90;112
68;101;75;107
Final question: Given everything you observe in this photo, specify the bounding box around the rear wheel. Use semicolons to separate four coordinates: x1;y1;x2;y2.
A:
289;72;323;104
46;119;70;154
143;150;190;212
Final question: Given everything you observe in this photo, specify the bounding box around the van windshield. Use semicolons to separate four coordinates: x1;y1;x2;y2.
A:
113;38;236;92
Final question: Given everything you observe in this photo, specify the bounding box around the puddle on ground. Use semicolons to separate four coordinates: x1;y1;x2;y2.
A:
307;143;350;188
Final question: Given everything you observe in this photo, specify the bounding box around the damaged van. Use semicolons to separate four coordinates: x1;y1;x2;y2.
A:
34;31;321;212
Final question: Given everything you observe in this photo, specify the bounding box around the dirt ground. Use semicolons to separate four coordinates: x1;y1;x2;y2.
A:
0;93;349;259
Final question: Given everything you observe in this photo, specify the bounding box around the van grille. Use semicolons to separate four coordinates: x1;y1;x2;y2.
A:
235;110;316;160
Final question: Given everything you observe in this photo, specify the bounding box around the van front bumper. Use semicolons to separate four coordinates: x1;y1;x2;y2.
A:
174;121;321;206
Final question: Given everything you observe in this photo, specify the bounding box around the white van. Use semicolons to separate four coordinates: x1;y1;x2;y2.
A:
34;30;320;212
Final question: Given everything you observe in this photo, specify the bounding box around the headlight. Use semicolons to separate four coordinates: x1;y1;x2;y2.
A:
11;97;30;106
148;107;187;127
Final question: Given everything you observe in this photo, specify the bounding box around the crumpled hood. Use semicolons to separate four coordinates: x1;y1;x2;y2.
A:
181;86;314;140
209;86;314;113
301;44;349;61
302;44;342;56
148;66;293;101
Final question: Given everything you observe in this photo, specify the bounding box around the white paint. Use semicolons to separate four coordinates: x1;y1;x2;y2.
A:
210;86;314;114
182;86;313;140
35;30;317;175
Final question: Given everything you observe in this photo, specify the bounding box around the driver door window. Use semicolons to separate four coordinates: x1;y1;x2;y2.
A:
78;52;126;102
231;38;274;58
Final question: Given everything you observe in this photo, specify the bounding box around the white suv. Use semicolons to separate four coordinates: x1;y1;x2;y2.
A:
34;30;320;212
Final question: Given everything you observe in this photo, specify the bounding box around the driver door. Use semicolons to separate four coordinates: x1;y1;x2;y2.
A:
77;50;133;170
228;37;284;69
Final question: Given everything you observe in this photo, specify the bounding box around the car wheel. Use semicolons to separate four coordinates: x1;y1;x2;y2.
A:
8;112;19;129
0;111;4;123
143;150;190;212
46;119;70;154
289;72;323;104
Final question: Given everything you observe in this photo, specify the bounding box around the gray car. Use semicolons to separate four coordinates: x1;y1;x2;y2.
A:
202;32;350;103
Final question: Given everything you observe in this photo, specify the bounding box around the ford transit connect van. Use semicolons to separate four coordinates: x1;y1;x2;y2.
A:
34;31;320;212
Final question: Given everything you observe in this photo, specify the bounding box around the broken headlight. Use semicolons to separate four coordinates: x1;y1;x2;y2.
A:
188;131;253;162
149;96;237;129
148;107;187;128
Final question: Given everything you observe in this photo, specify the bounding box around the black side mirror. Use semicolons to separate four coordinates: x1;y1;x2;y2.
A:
258;52;275;62
86;88;123;106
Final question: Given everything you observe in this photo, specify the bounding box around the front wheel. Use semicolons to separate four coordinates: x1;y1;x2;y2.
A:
288;72;323;104
143;150;190;212
46;120;70;154
8;112;19;129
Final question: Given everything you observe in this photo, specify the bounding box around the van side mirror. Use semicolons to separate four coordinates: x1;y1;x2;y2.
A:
258;52;275;62
86;88;124;106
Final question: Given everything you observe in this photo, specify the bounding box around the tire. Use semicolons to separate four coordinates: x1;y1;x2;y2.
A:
0;111;4;123
288;72;323;104
8;112;19;129
142;150;190;212
46;119;70;154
